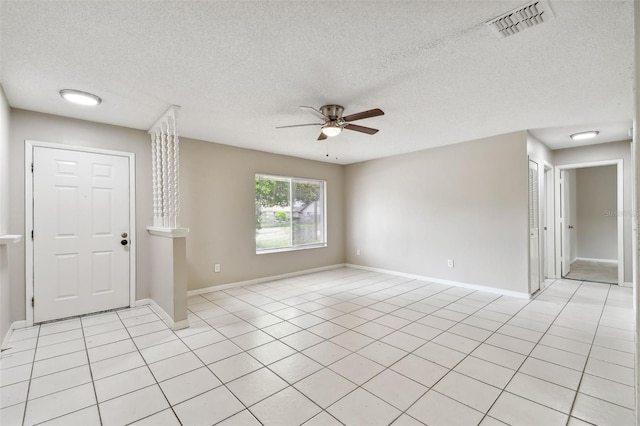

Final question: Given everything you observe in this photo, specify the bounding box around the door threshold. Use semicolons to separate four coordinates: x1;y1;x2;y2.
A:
562;276;618;285
35;306;131;326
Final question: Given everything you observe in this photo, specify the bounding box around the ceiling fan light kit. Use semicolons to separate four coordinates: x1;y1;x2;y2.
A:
321;123;342;137
277;104;384;141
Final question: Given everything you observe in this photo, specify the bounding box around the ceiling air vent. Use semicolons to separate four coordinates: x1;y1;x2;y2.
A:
486;0;554;38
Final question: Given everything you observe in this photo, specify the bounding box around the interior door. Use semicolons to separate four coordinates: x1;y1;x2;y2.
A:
529;159;540;293
560;170;572;277
33;146;131;322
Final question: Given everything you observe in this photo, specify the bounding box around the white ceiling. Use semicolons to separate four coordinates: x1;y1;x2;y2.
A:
0;1;634;165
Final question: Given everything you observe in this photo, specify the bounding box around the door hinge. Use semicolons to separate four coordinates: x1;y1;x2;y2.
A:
31;230;34;240
31;163;34;173
31;297;34;307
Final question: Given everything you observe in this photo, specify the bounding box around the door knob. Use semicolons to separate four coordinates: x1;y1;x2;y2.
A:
121;239;128;246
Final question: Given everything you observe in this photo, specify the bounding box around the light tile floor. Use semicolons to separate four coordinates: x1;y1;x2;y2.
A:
565;260;618;285
0;267;635;425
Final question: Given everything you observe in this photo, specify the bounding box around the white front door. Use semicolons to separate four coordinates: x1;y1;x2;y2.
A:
33;146;131;323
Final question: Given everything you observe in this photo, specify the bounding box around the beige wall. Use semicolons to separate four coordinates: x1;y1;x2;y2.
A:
7;107;630;331
344;131;530;294
180;137;345;290
9;109;154;322
1;86;11;339
148;235;188;324
554;141;632;282
576;166;617;261
7;110;345;328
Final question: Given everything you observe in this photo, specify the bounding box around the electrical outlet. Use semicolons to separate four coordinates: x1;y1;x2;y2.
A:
356;249;361;256
447;259;454;268
214;264;221;273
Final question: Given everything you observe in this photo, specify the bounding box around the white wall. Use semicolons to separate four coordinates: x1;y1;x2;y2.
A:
576;166;617;261
8;110;345;328
527;133;553;166
554;141;632;282
345;131;530;294
0;86;11;340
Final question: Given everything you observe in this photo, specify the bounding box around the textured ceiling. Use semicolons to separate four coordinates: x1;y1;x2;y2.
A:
0;1;634;164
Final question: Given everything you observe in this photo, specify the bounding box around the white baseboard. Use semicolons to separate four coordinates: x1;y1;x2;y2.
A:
187;264;346;296
345;264;531;299
621;282;633;288
1;320;28;350
137;298;189;330
574;257;618;264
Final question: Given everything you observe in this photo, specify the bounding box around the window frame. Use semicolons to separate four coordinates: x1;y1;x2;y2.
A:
255;173;327;254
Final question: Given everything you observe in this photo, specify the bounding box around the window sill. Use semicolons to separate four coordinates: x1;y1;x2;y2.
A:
256;243;327;255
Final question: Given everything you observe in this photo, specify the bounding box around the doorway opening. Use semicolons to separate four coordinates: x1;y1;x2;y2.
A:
555;160;623;285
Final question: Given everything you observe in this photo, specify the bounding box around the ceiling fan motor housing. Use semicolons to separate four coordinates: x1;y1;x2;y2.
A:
320;105;344;120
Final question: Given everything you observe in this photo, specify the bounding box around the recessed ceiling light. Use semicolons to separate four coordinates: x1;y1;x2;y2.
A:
570;130;599;140
59;89;102;106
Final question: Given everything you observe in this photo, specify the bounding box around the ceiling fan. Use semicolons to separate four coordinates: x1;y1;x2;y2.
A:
277;105;384;140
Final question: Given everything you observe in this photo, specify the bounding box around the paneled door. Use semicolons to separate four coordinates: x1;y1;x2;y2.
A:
33;146;131;322
560;170;572;277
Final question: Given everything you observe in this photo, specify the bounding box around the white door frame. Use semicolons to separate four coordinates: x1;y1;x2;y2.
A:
528;157;542;294
25;140;137;326
542;162;555;281
554;159;624;285
528;156;552;293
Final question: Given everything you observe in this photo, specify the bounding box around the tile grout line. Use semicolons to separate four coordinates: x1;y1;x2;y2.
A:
115;308;186;426
5;269;632;426
220;274;631;424
185;271;457;424
192;272;403;424
565;283;614;422
192;270;539;425
474;279;583;425
22;321;98;426
78;316;104;426
239;274;504;424
393;284;564;425
19;324;40;426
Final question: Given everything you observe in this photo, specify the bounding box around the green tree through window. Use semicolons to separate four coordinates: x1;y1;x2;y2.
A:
255;174;326;252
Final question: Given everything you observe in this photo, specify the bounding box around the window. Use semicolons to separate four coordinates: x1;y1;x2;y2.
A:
255;174;326;253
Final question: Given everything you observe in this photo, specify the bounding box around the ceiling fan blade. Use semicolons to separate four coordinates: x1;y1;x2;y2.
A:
301;106;328;121
317;132;328;141
343;108;385;122
344;124;379;135
276;123;322;129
